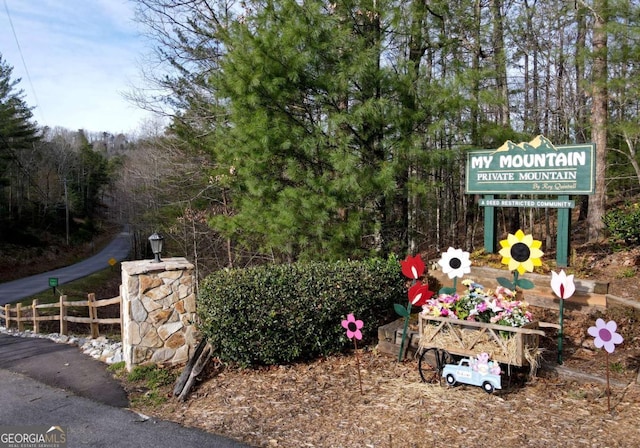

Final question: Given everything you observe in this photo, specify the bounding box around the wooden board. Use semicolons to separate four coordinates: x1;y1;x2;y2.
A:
429;266;608;311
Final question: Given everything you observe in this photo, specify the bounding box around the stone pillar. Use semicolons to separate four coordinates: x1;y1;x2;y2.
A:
121;257;198;372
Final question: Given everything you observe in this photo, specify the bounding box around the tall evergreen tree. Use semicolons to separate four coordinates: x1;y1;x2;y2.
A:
0;54;40;227
207;0;397;260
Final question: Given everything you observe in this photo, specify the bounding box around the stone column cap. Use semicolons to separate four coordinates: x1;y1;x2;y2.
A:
121;257;194;276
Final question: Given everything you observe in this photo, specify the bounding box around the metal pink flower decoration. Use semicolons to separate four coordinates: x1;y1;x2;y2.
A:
342;313;364;341
342;313;364;394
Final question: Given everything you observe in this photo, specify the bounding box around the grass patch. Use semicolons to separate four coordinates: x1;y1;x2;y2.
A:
616;267;636;279
128;364;177;389
610;361;625;374
107;361;126;373
132;390;168;407
567;389;588;400
125;364;178;407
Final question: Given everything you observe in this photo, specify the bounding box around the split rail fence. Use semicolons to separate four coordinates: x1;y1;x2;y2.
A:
0;293;121;338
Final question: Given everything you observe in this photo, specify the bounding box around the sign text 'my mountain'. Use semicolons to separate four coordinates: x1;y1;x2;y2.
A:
465;136;595;195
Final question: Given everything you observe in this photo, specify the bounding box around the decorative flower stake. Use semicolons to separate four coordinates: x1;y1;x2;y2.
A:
395;254;433;361
437;247;471;294
550;270;575;364
498;229;544;291
342;313;364;395
587;318;624;412
400;254;425;280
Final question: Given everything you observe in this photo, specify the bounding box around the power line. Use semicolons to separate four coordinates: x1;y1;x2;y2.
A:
3;0;45;124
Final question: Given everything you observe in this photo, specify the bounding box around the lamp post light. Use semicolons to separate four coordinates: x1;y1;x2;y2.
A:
148;233;164;263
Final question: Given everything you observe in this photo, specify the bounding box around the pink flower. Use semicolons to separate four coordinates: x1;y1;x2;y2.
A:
400;254;425;280
588;318;623;354
341;314;364;340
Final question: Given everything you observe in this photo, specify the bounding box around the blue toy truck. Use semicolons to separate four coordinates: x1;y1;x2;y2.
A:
442;354;502;393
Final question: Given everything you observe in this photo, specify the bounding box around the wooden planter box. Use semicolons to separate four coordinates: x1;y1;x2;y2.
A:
377;317;421;359
418;314;546;367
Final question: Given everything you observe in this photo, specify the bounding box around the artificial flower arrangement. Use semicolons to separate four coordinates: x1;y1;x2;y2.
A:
420;279;534;328
421;229;543;328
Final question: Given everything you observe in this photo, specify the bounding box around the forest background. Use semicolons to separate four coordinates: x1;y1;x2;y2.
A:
2;0;640;281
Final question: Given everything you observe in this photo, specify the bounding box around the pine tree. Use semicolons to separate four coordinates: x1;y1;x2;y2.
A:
0;55;39;178
208;0;398;261
0;54;40;226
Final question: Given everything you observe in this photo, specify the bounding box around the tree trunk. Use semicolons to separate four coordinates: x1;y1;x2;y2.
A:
575;4;589;222
490;0;510;127
587;0;608;241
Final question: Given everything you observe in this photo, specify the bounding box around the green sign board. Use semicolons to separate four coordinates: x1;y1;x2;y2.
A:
48;277;58;287
465;135;595;195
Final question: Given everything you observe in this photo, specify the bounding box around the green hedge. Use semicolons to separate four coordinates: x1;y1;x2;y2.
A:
197;256;405;366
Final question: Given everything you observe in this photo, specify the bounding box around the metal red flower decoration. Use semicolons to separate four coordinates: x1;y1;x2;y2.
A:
400;254;425;280
396;254;430;361
408;281;434;307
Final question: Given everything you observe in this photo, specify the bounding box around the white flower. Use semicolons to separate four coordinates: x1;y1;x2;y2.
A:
550;270;575;300
487;299;503;313
437;247;471;279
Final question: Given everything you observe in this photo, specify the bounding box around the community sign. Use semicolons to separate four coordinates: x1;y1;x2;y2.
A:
465;135;595;195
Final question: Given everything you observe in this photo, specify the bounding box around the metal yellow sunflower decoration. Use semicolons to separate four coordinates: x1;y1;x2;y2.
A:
497;229;544;290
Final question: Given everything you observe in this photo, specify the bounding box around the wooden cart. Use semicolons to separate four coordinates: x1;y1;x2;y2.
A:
417;314;546;383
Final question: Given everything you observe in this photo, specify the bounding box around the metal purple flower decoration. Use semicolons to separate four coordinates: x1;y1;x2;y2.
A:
588;318;623;411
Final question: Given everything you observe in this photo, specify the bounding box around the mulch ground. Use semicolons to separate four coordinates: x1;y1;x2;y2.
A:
129;300;640;448
133;346;640;448
127;248;640;448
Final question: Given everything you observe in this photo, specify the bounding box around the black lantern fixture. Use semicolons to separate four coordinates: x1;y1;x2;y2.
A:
148;232;164;262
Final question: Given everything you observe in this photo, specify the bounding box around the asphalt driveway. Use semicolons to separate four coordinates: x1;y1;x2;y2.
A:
0;227;132;305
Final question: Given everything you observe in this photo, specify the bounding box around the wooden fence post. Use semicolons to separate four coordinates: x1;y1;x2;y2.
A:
16;303;23;332
32;299;39;333
59;295;67;336
88;293;99;338
4;304;10;329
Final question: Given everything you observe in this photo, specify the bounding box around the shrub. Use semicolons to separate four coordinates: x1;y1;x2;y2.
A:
603;203;640;247
197;256;406;366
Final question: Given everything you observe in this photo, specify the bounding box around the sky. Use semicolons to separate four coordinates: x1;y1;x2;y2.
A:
0;0;156;135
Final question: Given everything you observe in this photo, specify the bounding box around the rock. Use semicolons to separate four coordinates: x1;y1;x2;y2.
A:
0;326;124;365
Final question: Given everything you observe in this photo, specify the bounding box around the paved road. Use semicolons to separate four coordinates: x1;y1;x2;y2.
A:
0;227;132;305
0;326;250;447
0;367;249;447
